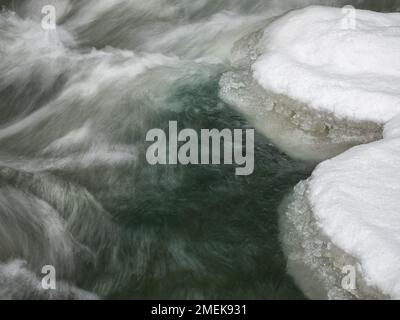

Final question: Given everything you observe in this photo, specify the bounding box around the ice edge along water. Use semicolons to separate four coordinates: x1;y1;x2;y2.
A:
226;6;400;299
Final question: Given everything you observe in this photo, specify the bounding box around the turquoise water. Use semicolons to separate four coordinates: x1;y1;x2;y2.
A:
107;77;313;299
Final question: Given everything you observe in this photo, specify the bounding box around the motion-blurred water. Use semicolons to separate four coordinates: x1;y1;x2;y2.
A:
0;0;398;299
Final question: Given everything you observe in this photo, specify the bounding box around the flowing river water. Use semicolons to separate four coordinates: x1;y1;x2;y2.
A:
0;0;399;299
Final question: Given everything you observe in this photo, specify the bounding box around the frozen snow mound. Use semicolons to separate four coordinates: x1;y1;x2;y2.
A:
310;115;400;299
219;6;400;162
281;115;400;299
280;181;387;300
266;6;400;299
253;6;400;123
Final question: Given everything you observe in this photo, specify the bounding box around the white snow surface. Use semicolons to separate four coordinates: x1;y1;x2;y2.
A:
253;6;400;123
308;114;400;298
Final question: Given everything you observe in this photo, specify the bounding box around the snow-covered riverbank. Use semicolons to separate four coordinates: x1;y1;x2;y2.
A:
237;6;400;299
221;6;400;162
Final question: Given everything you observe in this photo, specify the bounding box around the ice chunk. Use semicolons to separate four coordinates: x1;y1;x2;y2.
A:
220;69;382;162
280;181;387;300
219;6;398;162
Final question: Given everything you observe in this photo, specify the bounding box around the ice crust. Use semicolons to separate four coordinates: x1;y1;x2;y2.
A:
219;69;382;161
280;181;387;300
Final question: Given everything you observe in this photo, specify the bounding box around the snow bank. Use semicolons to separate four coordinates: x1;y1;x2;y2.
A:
219;6;399;162
267;6;400;299
302;115;400;298
253;6;400;123
281;116;400;300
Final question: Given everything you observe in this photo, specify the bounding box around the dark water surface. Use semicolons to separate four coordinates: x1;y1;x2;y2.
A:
108;78;313;299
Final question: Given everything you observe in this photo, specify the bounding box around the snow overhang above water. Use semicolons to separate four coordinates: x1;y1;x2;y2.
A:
253;6;400;123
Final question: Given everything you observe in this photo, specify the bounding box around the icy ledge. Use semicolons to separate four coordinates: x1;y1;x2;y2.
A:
220;6;400;161
282;115;400;299
262;7;400;299
253;6;400;124
220;6;400;298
